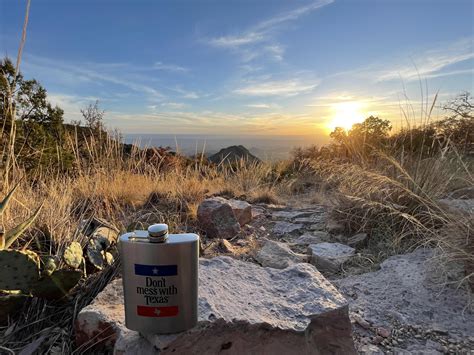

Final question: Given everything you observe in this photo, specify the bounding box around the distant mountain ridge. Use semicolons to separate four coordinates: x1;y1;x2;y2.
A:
209;145;261;164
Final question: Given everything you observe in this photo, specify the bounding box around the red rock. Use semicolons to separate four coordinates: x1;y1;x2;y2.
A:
197;197;240;239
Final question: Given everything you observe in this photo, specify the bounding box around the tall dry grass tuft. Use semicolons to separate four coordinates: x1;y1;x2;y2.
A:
309;143;473;287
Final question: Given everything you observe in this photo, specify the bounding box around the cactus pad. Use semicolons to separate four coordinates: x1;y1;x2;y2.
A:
63;242;83;269
32;269;82;300
0;250;40;291
86;235;113;270
104;251;114;266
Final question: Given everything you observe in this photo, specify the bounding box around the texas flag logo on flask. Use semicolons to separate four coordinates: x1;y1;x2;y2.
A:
134;263;179;318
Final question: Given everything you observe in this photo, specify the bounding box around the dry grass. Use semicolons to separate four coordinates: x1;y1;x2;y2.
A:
308;147;473;287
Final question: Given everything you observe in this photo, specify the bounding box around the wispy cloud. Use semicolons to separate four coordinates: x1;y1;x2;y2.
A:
161;102;186;109
375;38;474;82
207;0;333;61
235;78;320;97
22;54;165;101
153;61;189;72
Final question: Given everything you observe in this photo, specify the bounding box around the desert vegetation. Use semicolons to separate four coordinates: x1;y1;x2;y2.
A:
1;49;472;351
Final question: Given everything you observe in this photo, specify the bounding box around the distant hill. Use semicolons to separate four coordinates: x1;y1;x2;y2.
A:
209;145;261;165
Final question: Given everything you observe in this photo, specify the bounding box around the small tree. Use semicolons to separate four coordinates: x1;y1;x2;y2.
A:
81;100;105;132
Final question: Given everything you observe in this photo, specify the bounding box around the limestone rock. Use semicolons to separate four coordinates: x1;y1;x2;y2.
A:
448;186;474;199
359;344;383;354
271;210;313;220
76;257;356;354
308;242;355;272
347;233;368;248
227;199;252;226
335;249;474;339
288;231;329;245
197;197;240;239
255;239;307;269
272;221;303;237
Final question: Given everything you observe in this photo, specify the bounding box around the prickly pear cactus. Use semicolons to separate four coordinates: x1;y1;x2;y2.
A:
63;242;83;269
32;269;82;300
86;235;112;270
0;250;40;291
104;251;114;266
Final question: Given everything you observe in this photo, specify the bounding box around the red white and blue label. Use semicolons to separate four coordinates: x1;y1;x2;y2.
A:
137;305;179;318
134;264;178;276
134;263;179;317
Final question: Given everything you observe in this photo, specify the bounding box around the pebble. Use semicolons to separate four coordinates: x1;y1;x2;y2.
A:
377;327;391;338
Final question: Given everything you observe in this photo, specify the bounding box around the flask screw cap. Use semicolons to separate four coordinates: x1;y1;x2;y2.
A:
147;224;169;243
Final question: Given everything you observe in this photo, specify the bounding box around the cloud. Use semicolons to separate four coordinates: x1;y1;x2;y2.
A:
22;54;165;101
153;61;189;72
246;103;271;108
209;32;266;48
235;78;320;96
161;102;186;109
48;93;100;122
207;0;333;61
108;109;325;136
375;38;474;82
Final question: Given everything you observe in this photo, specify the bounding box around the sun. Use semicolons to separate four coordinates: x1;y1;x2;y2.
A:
328;101;365;132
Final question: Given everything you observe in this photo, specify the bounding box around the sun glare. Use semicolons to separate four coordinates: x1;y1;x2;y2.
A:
329;101;365;132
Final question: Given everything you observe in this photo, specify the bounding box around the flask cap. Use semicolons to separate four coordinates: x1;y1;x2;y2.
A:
147;223;169;243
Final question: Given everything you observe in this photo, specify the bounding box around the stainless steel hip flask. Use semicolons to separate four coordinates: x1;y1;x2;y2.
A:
119;224;199;334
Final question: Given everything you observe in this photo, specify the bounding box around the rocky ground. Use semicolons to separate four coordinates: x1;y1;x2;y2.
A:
198;197;474;354
77;195;474;354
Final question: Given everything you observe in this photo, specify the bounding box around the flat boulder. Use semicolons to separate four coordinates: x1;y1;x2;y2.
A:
272;221;304;237
287;231;329;245
335;249;474;341
255;239;307;269
197;197;240;239
308;242;355;272
227;199;252;226
76;257;355;354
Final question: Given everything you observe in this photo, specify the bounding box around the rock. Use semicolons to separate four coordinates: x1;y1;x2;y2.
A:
352;314;371;329
448;187;474;199
255;239;307;269
308;243;355;272
80;217;119;237
272;221;304;237
334;249;474;341
439;198;474;215
227;199;252;226
293;213;327;225
347;233;368;248
359;344;383;354
251;206;265;218
197;197;241;239
271;210;313;220
93;226;119;245
76;257;356;354
287;231;329;245
326;219;345;234
376;327;391;338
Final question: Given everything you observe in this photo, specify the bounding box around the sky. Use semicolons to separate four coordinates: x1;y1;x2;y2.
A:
1;0;473;143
